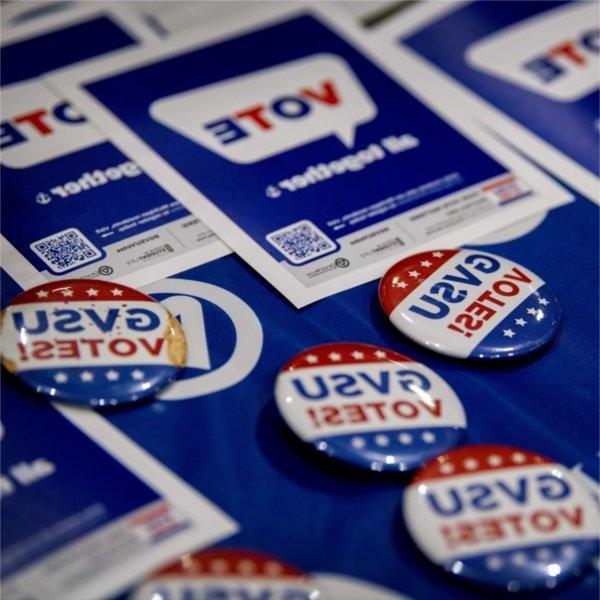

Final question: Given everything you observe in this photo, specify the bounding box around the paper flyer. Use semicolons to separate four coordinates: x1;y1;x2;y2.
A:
0;2;228;293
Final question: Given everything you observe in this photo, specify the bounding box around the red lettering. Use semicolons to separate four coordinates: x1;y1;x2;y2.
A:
531;509;559;532
80;338;103;357
323;406;343;426
550;41;587;65
504;513;526;536
300;79;341;106
454;312;484;332
138;338;164;356
365;401;387;421
306;408;320;428
392;401;418;419
559;506;583;527
477;289;506;307
492;279;520;297
465;300;497;321
504;266;533;284
109;338;136;356
31;340;53;359
344;403;368;424
419;398;441;418
14;109;52;135
235;104;272;130
56;340;80;359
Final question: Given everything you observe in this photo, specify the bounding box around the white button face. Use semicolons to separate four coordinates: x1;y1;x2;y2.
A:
275;342;466;472
379;249;561;360
1;279;187;406
404;445;599;591
131;549;319;600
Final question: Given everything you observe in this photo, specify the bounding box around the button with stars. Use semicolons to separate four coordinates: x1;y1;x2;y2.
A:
275;342;466;472
0;280;187;406
131;548;321;600
379;249;561;359
403;445;598;591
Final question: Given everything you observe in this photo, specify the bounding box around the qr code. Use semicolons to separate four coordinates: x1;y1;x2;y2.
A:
266;220;337;265
30;228;102;273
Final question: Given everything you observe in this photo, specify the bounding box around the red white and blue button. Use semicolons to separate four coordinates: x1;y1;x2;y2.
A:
0;280;187;406
404;445;598;591
131;548;319;600
379;249;561;359
275;343;466;472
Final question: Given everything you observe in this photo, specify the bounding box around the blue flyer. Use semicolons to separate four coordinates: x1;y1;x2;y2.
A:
0;4;226;293
0;380;236;600
48;3;571;307
100;190;596;599
378;0;599;202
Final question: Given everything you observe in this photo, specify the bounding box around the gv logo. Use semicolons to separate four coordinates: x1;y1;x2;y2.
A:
150;54;377;164
466;2;599;102
1;81;103;168
142;278;263;400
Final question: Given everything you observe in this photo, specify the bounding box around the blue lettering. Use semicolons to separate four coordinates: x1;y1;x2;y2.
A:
126;308;160;331
0;120;26;150
426;488;462;516
358;370;390;394
53;309;84;333
429;281;467;303
204;118;248;145
11;310;48;334
272;96;311;119
523;56;563;82
331;373;361;397
581;29;600;53
291;376;328;400
538;474;570;500
496;477;528;505
397;369;430;393
83;308;119;333
467;483;498;511
53;101;86;124
409;295;450;319
442;264;482;287
464;253;501;274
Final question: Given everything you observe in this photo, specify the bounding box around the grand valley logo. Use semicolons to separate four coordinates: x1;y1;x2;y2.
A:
149;54;377;164
142;278;263;400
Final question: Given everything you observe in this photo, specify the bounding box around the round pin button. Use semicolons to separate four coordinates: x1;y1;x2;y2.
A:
130;548;320;600
404;445;598;592
275;342;466;472
1;280;187;406
379;249;561;359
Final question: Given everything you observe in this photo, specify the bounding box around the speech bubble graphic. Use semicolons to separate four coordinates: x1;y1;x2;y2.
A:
0;81;103;169
149;53;378;164
466;2;599;103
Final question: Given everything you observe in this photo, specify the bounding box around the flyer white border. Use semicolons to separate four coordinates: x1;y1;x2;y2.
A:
0;0;232;292
47;2;573;308
45;402;238;600
373;0;599;203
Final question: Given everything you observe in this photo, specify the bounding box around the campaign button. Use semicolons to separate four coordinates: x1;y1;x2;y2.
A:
131;548;320;600
275;342;466;472
404;445;598;591
379;249;561;359
0;280;187;406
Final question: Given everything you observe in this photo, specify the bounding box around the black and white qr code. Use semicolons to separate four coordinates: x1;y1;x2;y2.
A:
266;220;337;265
30;228;102;273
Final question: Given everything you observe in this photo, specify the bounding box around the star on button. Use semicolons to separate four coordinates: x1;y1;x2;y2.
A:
131;369;145;381
328;352;342;362
408;270;420;278
538;297;549;306
526;307;538;316
80;371;94;382
420;260;432;268
374;350;387;359
86;288;99;297
305;354;318;364
105;370;119;381
110;288;124;297
398;433;413;445
60;288;74;297
515;318;527;327
421;431;435;443
393;280;408;289
351;351;364;360
432;251;444;258
36;290;49;298
503;328;516;338
54;372;68;383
